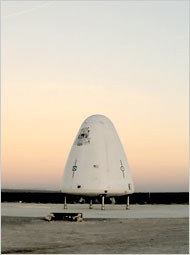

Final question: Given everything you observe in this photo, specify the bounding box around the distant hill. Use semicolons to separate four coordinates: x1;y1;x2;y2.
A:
1;190;189;204
1;189;60;193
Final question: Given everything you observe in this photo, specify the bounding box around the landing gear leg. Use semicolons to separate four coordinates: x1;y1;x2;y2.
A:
126;195;130;210
101;195;105;210
89;199;93;209
64;195;67;209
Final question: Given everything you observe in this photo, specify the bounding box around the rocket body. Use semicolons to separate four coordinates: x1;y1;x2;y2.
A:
61;115;134;196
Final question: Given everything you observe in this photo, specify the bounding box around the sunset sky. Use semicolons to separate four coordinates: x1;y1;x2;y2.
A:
1;1;189;191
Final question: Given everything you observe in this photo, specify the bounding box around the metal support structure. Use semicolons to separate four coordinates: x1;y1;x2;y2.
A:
101;195;105;210
64;195;67;209
89;199;93;209
126;195;130;210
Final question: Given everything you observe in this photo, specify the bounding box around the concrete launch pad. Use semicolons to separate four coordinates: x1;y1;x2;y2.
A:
1;203;189;254
1;202;189;218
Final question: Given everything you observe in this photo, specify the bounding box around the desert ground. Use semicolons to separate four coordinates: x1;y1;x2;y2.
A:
1;203;189;254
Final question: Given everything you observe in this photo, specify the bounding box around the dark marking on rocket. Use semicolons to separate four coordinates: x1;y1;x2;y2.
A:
72;160;77;178
120;160;125;178
77;127;90;146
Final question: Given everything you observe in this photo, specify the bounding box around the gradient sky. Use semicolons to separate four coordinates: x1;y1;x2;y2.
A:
1;0;189;191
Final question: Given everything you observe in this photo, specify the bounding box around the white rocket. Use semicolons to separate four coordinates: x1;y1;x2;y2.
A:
60;114;134;209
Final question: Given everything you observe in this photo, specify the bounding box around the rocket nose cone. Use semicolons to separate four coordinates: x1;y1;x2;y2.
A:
84;114;112;124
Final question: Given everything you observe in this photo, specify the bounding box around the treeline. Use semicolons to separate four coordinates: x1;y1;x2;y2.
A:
1;190;189;204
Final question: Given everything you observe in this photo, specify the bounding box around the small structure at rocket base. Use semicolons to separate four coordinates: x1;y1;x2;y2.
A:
60;114;135;210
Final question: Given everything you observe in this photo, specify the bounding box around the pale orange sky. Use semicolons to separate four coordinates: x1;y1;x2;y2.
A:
1;1;189;191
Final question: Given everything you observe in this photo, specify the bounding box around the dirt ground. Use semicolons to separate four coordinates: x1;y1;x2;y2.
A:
1;216;189;254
